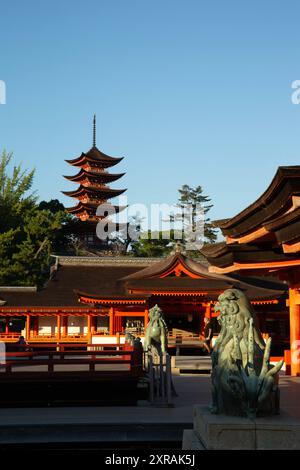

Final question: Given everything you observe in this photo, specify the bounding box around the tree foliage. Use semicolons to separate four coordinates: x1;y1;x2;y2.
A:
130;184;217;257
0;152;65;286
0;150;36;233
130;230;174;257
37;199;88;255
177;184;217;246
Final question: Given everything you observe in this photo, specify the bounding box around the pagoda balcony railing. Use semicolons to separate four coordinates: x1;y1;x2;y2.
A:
81;197;103;205
84;164;105;172
89;168;107;174
82;181;106;188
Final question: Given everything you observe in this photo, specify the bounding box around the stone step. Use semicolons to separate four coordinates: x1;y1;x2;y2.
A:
174;356;212;373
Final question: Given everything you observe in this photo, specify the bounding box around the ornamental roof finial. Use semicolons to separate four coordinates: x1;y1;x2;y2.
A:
93;114;96;147
174;241;184;254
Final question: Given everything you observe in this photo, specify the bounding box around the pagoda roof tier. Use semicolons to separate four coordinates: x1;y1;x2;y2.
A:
66;146;123;168
62;185;126;199
213;166;300;239
63;169;125;184
66;201;127;215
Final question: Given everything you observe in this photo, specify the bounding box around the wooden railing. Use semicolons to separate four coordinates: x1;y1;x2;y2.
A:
167;334;204;355
0;345;144;378
7;342;127;352
29;334;87;342
0;333;22;342
168;334;201;343
1;334;89;344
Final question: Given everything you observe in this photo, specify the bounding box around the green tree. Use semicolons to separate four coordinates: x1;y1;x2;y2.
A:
130;230;174;257
0;151;64;286
176;184;217;249
38;199;65;213
0;150;36;232
130;184;217;258
37;199;88;255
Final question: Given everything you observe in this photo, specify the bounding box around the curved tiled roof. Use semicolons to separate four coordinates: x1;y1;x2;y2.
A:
66;146;123;168
120;253;210;280
214;166;300;238
63;169;125;183
62;185;126;199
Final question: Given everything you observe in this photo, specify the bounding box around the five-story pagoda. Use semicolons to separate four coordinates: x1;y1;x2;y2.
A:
62;116;127;246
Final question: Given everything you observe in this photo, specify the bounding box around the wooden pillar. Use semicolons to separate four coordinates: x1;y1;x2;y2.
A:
109;307;114;335
34;317;39;336
205;303;211;319
5;317;9;334
63;316;68;337
115;316;122;333
144;308;149;331
56;314;61;340
91;316;96;335
289;288;300;376
25;314;30;341
87;314;92;344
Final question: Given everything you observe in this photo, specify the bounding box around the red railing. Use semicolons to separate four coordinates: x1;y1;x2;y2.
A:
0;333;22;342
0;345;143;378
29;334;87;342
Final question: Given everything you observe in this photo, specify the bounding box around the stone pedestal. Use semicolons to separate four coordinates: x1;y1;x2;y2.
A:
182;406;300;450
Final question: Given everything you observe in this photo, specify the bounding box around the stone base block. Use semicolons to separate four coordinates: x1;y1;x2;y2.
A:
182;430;205;450
255;414;300;450
182;405;300;450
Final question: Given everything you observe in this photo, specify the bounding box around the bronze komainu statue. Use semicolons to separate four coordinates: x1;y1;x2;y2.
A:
144;304;168;355
211;288;283;418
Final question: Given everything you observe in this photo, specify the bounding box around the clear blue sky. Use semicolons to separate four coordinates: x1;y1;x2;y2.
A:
1;0;300;222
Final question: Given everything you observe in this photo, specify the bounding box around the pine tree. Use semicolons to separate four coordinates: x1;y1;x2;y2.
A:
177;184;217;249
0;150;36;232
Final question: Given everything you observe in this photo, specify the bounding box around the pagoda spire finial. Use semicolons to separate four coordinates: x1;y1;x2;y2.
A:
93;114;96;147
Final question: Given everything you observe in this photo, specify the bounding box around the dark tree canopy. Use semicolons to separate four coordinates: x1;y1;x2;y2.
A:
130;230;174;258
38;199;65;213
0;152;68;286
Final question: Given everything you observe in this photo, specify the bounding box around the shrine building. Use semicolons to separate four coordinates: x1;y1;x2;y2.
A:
201;166;300;375
0;250;287;351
